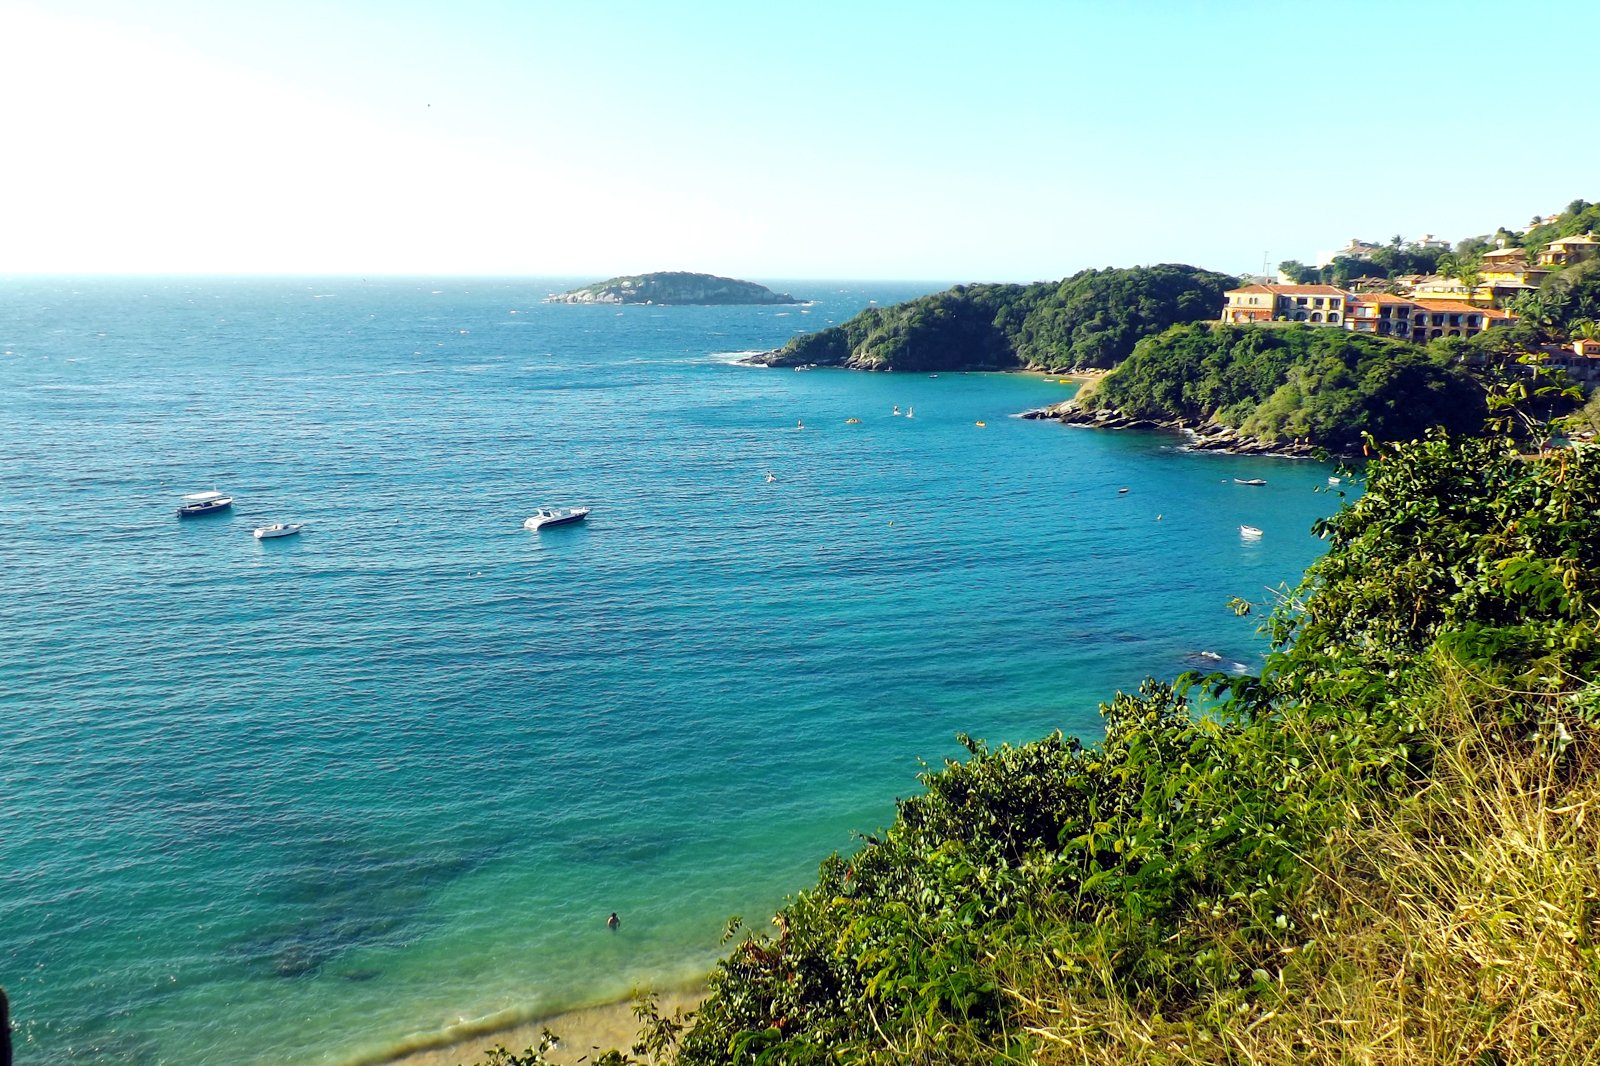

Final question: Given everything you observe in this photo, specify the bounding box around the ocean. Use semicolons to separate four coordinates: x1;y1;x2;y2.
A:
0;277;1348;1065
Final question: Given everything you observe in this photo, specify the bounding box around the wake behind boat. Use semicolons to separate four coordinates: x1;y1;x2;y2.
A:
253;523;304;540
177;490;233;517
524;507;590;531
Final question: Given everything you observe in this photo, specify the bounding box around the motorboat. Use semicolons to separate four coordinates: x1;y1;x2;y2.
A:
253;523;304;540
1233;478;1267;486
1239;524;1264;538
524;507;590;531
178;490;233;517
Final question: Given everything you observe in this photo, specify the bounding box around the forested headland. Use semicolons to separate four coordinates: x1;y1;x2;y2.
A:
746;264;1235;372
748;198;1600;453
1073;323;1488;454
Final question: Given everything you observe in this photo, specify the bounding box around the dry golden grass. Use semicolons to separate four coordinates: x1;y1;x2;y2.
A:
1015;673;1600;1066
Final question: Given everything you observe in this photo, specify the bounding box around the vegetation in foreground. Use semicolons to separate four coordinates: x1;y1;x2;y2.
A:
469;423;1600;1066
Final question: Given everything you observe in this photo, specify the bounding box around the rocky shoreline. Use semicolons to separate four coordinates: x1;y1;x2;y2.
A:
1022;399;1334;459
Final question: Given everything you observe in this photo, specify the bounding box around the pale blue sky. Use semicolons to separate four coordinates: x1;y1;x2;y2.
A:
2;0;1594;280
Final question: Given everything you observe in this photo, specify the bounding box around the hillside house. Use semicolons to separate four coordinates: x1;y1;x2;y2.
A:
1221;284;1347;324
1537;233;1600;267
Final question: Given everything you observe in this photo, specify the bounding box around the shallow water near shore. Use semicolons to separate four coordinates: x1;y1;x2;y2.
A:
0;277;1348;1065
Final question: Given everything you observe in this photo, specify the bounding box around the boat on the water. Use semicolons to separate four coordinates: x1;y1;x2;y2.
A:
253;523;304;540
177;490;233;517
524;507;590;531
1239;524;1264;538
1233;478;1267;486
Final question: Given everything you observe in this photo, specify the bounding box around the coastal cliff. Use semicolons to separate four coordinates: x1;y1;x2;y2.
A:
547;272;798;306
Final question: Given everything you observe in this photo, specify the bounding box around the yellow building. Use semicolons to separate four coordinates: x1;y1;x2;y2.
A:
1220;284;1347;325
1345;295;1513;341
1537;233;1600;267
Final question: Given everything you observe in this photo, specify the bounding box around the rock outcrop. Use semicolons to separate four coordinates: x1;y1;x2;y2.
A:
546;272;799;306
1023;400;1328;458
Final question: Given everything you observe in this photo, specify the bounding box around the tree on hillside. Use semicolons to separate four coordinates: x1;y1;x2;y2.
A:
1278;260;1320;284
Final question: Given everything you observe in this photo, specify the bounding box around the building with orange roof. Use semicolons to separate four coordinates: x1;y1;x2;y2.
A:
1220;284;1347;325
1343;295;1512;342
1542;337;1600;387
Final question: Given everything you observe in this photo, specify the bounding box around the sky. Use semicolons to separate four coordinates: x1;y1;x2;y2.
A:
2;0;1596;282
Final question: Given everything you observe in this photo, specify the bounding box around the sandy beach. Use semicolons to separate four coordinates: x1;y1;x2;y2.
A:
378;987;705;1066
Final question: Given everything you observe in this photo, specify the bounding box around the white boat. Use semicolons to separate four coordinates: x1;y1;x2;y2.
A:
1239;524;1263;538
1328;476;1341;485
1233;478;1267;486
253;523;304;540
524;507;590;531
178;490;233;517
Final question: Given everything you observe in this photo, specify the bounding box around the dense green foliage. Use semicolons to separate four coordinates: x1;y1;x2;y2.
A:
769;265;1235;372
1495;197;1600;255
1279;240;1448;286
669;429;1600;1065
1084;323;1486;451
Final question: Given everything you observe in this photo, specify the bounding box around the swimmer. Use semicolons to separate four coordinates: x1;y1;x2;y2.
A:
607;912;619;931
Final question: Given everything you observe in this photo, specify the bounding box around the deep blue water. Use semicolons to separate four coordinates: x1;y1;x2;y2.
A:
0;277;1349;1064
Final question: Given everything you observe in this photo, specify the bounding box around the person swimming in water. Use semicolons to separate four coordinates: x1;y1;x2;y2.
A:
607;912;620;931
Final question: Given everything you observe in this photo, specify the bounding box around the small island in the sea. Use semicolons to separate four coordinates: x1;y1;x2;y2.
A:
546;271;799;306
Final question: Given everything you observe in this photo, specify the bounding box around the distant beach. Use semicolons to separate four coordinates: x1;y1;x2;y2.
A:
378;987;704;1066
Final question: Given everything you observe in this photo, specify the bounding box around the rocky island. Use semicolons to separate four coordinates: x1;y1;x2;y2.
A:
546;271;799;306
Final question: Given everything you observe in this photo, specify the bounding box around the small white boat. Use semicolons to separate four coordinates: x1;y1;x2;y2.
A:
1234;478;1267;486
253;523;304;540
178;490;233;517
1239;524;1263;538
524;507;590;531
1328;476;1341;485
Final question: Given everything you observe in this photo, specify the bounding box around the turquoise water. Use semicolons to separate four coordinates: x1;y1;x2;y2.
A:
0;278;1348;1065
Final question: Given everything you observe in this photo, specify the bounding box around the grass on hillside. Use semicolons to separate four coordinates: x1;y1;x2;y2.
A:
1007;653;1600;1066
